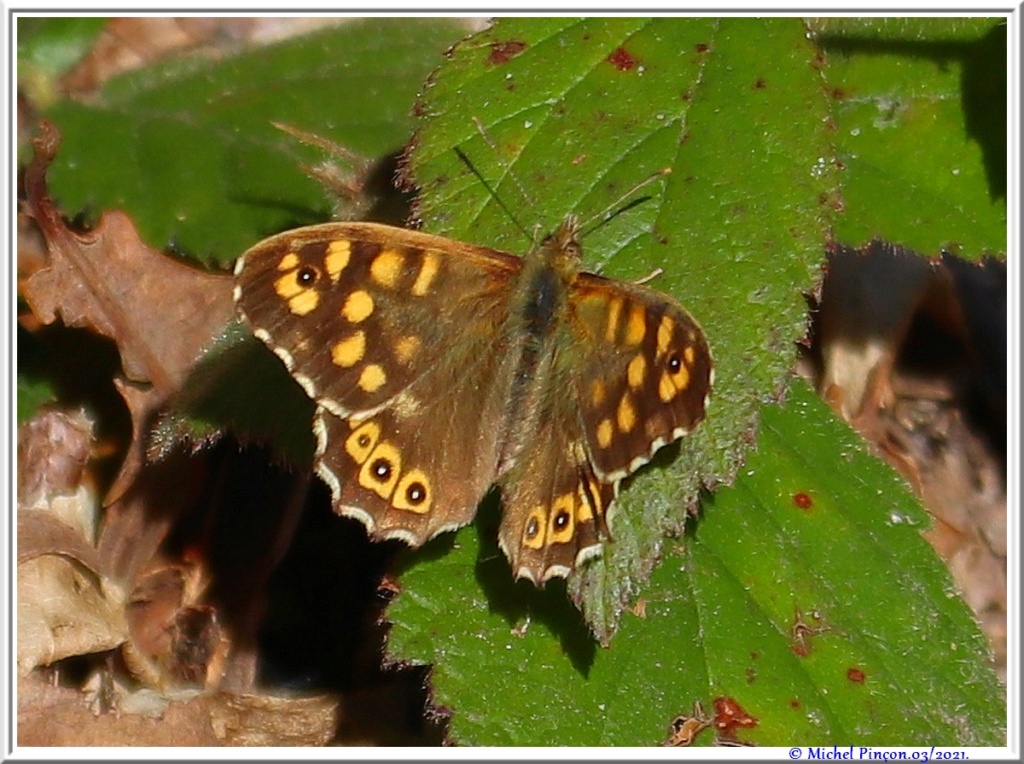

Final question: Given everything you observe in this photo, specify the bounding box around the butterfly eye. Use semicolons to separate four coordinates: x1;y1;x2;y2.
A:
297;265;320;286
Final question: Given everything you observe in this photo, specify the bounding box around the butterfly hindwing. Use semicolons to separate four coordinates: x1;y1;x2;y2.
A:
568;273;713;482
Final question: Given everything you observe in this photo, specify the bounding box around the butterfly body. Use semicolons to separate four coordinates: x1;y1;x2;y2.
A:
234;216;711;584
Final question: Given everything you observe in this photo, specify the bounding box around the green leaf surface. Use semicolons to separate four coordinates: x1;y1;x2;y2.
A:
403;15;839;640
811;17;1006;255
390;381;1003;745
39;19;470;262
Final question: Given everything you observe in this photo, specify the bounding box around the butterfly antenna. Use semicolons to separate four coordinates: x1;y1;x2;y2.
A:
579;167;672;238
471;116;540;212
454;145;533;243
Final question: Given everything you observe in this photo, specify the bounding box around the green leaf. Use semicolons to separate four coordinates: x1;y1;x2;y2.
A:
404;16;839;640
811;17;1006;255
389;381;1003;745
40;19;470;262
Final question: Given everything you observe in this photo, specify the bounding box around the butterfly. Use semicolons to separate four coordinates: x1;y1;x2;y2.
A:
233;212;712;584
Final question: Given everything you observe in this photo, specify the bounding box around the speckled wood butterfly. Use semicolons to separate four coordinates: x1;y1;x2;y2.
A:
234;206;712;584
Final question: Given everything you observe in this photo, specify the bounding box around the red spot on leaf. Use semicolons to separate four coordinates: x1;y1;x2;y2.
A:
793;492;813;510
487;39;527;66
607;46;638;71
713;696;759;739
790;699;802;709
695;43;709;53
847;667;866;683
754;77;766;89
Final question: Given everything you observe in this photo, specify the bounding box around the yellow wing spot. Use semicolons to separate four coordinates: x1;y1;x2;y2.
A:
576;482;596;523
523;507;547;550
370;248;404;288
395;335;421;365
345;420;381;463
625;304;647;345
273;271;302;299
278;252;299;271
617;394;637;433
358;363;387;393
548;494;576;544
577;479;598;520
605;297;624;342
358;442;401;499
657;315;675;356
659;372;677;402
342;290;375;323
627;354;647;389
331;331;366;368
393;469;432;513
325;240;351;282
290;291;319;316
591;379;607;407
596;418;614;449
411;252;439;296
684;345;695;365
274;271;320;316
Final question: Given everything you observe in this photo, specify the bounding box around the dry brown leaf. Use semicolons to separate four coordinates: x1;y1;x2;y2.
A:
122;562;230;691
18;670;342;747
18;408;96;536
17;511;127;675
208;691;341;746
17;408;128;674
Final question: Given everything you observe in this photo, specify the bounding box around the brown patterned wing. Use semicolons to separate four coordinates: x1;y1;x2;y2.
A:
234;222;522;419
235;222;523;544
567;273;713;482
496;390;616;584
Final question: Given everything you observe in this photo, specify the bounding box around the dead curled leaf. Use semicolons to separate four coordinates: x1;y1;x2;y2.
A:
17;408;128;676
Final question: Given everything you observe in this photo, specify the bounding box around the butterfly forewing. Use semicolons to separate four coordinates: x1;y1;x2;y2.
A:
236;222;525;544
568;273;712;482
235;222;521;419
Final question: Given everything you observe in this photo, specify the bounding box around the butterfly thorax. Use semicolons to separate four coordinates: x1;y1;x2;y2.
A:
494;217;584;477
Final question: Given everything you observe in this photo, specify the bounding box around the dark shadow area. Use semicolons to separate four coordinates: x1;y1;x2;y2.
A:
227;147;416;240
17;322;132;489
472;494;599;678
817;23;1007;200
